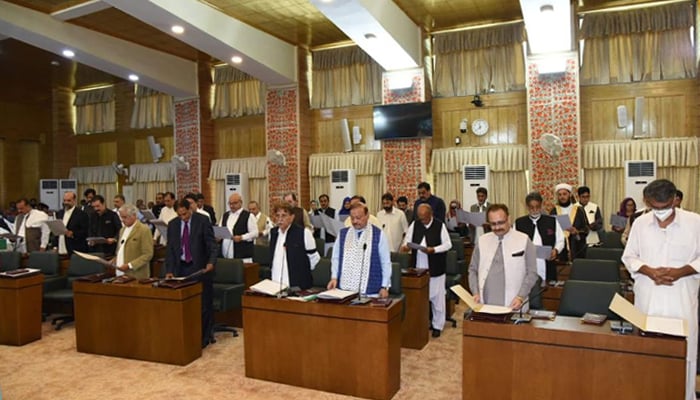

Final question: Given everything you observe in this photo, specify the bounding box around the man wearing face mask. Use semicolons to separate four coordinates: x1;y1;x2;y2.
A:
469;204;538;312
376;193;408;252
622;179;700;400
550;183;588;261
515;192;565;283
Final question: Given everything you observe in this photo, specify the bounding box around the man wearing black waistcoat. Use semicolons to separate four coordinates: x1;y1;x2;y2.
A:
269;202;319;290
219;193;257;262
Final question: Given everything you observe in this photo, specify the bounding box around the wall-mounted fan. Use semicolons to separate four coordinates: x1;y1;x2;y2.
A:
267;149;286;166
171;155;190;171
539;133;564;157
111;161;128;176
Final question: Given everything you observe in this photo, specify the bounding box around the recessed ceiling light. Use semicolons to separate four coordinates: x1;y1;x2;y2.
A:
231;56;243;64
62;49;75;58
171;25;185;34
540;4;554;13
364;33;376;40
50;61;60;66
128;74;139;82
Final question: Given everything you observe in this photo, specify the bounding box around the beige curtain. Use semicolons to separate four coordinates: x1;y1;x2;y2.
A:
208;158;268;219
212;65;265;118
580;2;696;85
309;152;384;213
130;85;173;129
74;86;115;134
128;163;176;206
311;46;384;109
582;138;699;225
69;166;118;203
431;146;529;218
433;23;526;97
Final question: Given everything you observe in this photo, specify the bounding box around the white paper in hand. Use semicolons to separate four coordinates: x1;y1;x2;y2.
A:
450;284;512;314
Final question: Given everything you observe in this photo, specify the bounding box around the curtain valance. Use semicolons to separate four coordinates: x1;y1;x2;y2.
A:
309;151;384;177
129;163;176;182
73;86;114;106
434;23;525;54
582;138;698;169
431;145;529;173
580;2;693;39
208;158;268;180
69;165;116;183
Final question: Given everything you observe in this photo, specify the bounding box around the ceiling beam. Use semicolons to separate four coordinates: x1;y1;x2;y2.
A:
51;0;111;21
104;0;298;85
0;0;197;97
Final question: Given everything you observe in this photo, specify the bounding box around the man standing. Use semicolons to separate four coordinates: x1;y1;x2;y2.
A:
401;204;452;338
469;204;538;311
576;186;603;246
196;193;217;225
154;192;177;245
329;203;392;299
269;202;320;290
397;196;414;223
413;182;446;223
469;187;490;244
54;192;89;256
165;199;217;349
13;198;50;253
622;179;700;400
219;193;257;263
87;195;122;257
114;204;153;280
376;193;408;253
151;192;165;218
550;183;588;261
82;188;96;215
315;194;336;244
515;192;565;283
248;200;272;241
283;192;313;231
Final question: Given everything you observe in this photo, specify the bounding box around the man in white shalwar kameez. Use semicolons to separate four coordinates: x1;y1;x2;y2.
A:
622;179;700;400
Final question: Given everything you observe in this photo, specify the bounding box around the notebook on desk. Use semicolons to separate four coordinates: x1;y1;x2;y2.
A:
0;268;40;279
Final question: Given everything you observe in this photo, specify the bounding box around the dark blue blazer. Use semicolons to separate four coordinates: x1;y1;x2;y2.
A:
54;207;89;254
165;212;218;276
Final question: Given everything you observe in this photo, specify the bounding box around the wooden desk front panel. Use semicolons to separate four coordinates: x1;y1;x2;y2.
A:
73;281;202;365
401;274;429;349
243;296;401;400
0;274;43;345
463;317;685;400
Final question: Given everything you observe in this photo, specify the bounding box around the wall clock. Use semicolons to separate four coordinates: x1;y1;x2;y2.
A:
472;118;489;136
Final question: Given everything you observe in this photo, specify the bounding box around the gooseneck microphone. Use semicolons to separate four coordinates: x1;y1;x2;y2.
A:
277;242;287;299
512;286;548;323
351;240;370;305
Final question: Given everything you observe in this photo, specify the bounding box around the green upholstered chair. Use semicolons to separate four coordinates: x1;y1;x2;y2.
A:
0;251;21;272
212;258;246;339
253;243;271;280
569;259;620;282
558;280;621;320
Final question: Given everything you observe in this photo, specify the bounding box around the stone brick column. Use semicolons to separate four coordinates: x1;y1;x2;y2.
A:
526;55;581;209
173;98;201;196
266;86;300;204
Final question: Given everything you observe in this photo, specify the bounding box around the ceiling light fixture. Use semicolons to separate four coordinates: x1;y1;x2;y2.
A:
128;74;139;82
62;49;75;58
50;61;60;66
540;4;554;13
231;56;242;64
171;25;185;34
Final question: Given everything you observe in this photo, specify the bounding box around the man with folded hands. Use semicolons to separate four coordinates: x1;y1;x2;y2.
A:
328;202;392;299
468;204;537;313
113;204;153;280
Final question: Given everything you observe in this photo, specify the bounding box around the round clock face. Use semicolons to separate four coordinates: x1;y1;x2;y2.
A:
472;118;489;136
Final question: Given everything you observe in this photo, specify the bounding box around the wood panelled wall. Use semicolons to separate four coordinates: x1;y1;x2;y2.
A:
214;115;266;159
311;105;381;153
580;79;699;141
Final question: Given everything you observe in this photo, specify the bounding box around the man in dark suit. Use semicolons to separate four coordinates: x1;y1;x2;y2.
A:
515;192;565;282
165;199;217;348
196;193;217;225
55;191;90;255
314;194;336;244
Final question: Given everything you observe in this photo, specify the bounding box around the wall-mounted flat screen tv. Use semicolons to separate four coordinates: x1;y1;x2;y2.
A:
373;102;432;140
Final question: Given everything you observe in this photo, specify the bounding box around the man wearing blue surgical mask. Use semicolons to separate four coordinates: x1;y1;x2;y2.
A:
622;179;700;400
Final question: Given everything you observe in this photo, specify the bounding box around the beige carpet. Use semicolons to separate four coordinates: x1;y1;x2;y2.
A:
0;305;465;400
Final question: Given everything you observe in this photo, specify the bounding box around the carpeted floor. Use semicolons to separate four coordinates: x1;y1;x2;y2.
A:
0;304;465;400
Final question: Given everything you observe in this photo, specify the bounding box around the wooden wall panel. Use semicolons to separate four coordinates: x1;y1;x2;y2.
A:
311;105;379;153
580;79;696;142
19;141;40;198
133;134;174;164
77;141;117;166
214;115;266;159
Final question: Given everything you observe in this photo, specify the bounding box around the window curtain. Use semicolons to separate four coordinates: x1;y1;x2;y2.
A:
74;86;115;134
69;166;118;203
433;23;526;97
208;158;268;220
212;65;265;118
310;46;384;109
580;2;696;85
128;163;176;206
309;151;384;213
130;85;173;129
431;145;529;218
582;138;699;227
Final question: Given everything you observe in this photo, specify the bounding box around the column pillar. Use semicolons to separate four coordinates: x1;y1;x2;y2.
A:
265;85;301;204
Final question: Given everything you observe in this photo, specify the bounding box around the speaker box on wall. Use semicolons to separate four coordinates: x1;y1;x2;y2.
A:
616;105;627;128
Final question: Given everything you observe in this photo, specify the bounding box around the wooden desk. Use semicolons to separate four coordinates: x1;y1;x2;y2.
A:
0;274;43;345
243;295;401;400
243;262;260;289
401;273;429;349
73;280;202;365
463;316;685;400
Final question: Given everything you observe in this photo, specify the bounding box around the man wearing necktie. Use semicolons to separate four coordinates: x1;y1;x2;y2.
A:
166;199;217;348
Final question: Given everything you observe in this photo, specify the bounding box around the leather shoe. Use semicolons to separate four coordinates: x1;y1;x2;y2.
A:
431;329;441;338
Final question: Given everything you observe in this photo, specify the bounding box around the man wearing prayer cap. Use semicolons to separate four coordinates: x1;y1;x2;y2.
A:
549;183;589;262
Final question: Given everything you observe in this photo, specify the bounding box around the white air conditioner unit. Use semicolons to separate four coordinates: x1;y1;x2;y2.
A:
461;165;490;207
625;160;656;207
39;179;60;211
329;169;356;210
59;179;78;204
225;172;250;205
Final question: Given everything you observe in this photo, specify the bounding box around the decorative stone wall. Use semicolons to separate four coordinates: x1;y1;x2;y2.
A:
266;86;299;204
173;98;201;196
527;55;580;209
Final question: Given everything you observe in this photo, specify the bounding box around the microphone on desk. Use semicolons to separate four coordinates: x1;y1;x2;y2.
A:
511;286;548;324
277;242;287;299
351;241;370;305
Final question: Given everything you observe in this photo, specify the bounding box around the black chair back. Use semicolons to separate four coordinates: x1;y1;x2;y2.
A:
569;259;620;282
390;252;411;270
585;247;623;264
0;251;21;272
253;244;271;267
558;280;621;320
27;251;60;275
214;258;244;284
312;258;331;288
528;277;544;310
389;262;401;296
600;231;623;249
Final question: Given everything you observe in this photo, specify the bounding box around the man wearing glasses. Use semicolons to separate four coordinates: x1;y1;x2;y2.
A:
622;179;700;400
468;204;538;311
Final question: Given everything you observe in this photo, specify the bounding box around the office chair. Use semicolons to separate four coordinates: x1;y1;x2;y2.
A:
390;251;411;271
585;247;624;264
388;261;406;321
311;258;331;288
211;258;246;339
600;231;623;249
569;259;620;282
444;250;462;328
253;243;271;280
0;251;21;272
43;254;106;330
527;276;544;310
27;251;63;321
558;280;621;320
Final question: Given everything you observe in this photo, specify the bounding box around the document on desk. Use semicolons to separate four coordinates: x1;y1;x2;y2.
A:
450;284;512;314
535;245;553;260
555;215;572;230
317;288;357;301
609;293;688;337
45;220;68;236
73;251;115;268
250;279;287;296
213;226;232;240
